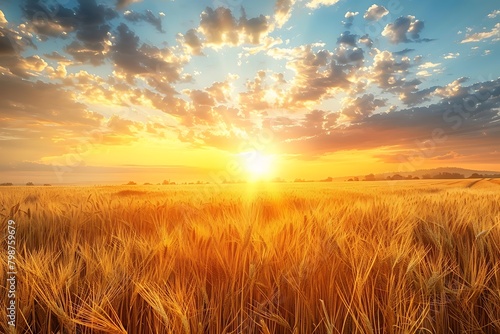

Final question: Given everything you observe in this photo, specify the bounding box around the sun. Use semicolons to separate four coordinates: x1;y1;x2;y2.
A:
239;151;275;180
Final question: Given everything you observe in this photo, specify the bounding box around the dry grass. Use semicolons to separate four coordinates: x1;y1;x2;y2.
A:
1;180;500;333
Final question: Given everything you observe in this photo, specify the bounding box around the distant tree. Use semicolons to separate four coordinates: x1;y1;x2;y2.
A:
126;181;137;185
294;178;306;182
144;182;152;185
43;184;52;186
433;172;464;179
413;176;420;180
162;180;170;185
0;183;13;186
353;177;359;181
348;178;354;181
321;176;333;182
26;182;34;186
469;173;482;179
364;174;376;181
391;174;404;180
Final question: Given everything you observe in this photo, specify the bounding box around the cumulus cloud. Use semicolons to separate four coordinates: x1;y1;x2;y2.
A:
443;52;459;59
275;0;296;28
306;0;341;10
238;70;273;111
358;34;373;48
281;45;350;107
345;11;359;18
393;48;414;56
382;15;426;44
434;77;469;98
0;10;7;27
0;25;44;77
181;29;204;55
22;0;118;64
337;31;358;46
369;50;411;89
198;7;271;48
112;23;184;83
398;80;436;105
334;45;364;65
364;4;388;21
341;94;386;121
269;78;500;157
107;114;142;135
487;10;500;19
461;23;500;43
418;61;440;69
116;0;143;9
0;75;104;161
343;11;359;28
124;10;164;32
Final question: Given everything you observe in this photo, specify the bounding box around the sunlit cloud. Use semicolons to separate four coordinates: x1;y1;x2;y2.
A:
461;23;500;43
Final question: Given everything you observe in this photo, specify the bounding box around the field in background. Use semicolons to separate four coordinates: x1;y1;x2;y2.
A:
1;180;500;333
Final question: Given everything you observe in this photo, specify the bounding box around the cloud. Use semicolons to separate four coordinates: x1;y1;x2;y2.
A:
0;10;7;27
334;45;364;65
340;94;386;121
487;10;500;19
461;23;500;43
345;11;359;18
270;78;500;157
0;32;17;56
22;0;118;64
116;0;143;9
181;29;204;55
306;0;341;10
434;77;469;98
0;26;46;78
262;110;340;143
197;7;272;48
124;10;164;33
281;45;350;107
337;31;358;46
398;80;436;105
382;15;426;44
393;48;415;55
369;49;411;89
0;75;104;162
275;0;296;28
343;11;359;28
21;0;76;38
358;34;373;48
107;115;142;135
443;52;459;59
418;61;440;69
0;22;35;57
112;23;184;83
238;70;273;111
363;4;388;21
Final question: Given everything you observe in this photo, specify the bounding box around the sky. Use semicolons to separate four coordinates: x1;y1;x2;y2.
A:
0;0;499;184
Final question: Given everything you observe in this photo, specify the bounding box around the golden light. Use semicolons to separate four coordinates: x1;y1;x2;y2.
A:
239;151;275;180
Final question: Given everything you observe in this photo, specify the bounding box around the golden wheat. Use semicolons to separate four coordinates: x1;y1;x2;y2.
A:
1;180;500;333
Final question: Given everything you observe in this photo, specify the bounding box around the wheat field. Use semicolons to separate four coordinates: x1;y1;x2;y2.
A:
1;179;500;333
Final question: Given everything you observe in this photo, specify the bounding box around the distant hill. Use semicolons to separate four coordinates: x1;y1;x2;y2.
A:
345;167;500;181
385;167;500;178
